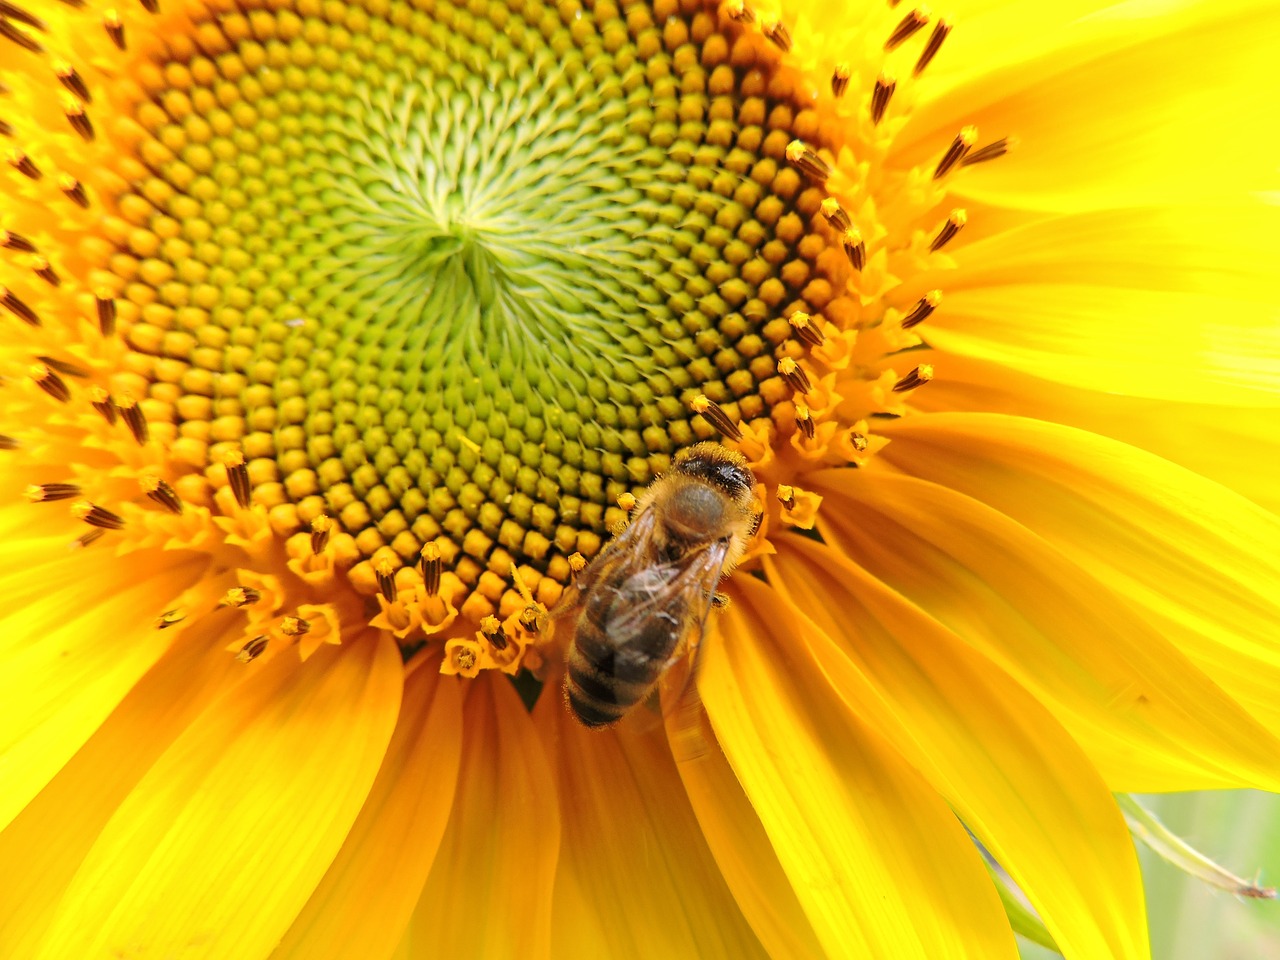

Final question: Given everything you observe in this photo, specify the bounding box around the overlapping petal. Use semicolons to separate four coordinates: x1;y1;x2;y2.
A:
767;534;1150;960
668;710;826;960
534;697;767;959
878;413;1280;734
897;205;1280;406
403;676;559;960
0;547;204;831
707;577;1018;960
894;0;1280;210
34;635;402;959
907;350;1280;513
812;462;1280;791
0;615;247;956
272;665;464;959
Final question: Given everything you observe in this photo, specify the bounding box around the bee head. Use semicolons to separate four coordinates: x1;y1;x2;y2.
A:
672;442;755;501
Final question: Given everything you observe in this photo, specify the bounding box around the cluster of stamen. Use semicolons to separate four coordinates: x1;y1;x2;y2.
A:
0;0;1013;680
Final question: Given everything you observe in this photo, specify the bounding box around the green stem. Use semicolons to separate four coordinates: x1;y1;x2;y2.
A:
1117;793;1276;899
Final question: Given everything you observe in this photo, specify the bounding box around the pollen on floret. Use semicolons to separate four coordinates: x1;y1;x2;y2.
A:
893;365;934;392
793;403;815;440
871;72;896;124
931;209;967;251
776;484;822;529
117;393;149;444
0;230;36;253
914;19;952;75
777;357;812;394
831;63;851;98
886;7;930;50
310;513;332;554
30;363;70;403
236;635;269;663
759;16;791;52
280;615;310;637
375;557;397;603
61;94;94;141
6;149;41;180
934;126;978;179
786;140;830;182
53;59;91;102
901;290;942;329
95;291;117;335
25;483;81;503
842;228;866;271
90;386;118;424
963;136;1018;167
103;8;124;48
442;637;483;678
420;542;442;596
219;448;252;508
690;394;742;441
1;286;40;326
479;614;508;651
221;586;262;607
72;500;125;529
141;474;184;513
788;310;825;348
58;174;89;208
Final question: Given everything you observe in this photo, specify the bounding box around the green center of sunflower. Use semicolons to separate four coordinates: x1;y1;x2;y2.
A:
109;0;846;588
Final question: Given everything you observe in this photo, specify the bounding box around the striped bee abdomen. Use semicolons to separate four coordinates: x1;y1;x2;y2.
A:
563;571;687;728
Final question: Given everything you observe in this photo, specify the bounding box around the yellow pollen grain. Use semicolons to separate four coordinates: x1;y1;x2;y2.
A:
443;638;482;678
280;616;310;636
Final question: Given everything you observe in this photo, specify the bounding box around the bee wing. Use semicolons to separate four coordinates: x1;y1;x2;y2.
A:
543;505;662;634
653;538;734;763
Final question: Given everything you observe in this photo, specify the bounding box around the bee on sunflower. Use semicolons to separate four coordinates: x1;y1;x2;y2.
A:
0;0;1277;957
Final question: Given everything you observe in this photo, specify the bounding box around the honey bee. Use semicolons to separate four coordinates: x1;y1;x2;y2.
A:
547;442;760;728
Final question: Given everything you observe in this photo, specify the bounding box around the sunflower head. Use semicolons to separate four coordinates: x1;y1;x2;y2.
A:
5;0;1280;957
1;0;986;678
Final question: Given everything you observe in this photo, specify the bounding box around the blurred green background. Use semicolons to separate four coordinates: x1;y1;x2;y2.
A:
1017;792;1280;960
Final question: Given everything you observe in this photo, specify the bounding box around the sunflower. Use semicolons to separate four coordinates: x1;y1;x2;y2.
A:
1;0;1278;955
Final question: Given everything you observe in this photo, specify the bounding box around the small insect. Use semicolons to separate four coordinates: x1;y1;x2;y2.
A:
547;442;760;728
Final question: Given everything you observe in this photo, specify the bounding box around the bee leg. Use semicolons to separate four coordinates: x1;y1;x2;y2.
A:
710;592;730;609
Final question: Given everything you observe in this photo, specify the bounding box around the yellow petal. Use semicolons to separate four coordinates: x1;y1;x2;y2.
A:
667;707;827;960
271;665;464;960
0;616;246;956
895;0;1280;209
769;534;1150;960
903;205;1280;405
812;461;1280;791
878;413;1280;738
0;554;204;832
532;696;768;960
907;348;1280;514
707;576;1018;960
34;635;403;960
405;675;559;959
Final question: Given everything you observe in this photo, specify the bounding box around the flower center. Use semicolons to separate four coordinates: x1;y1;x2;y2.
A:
103;0;852;590
3;0;1014;671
